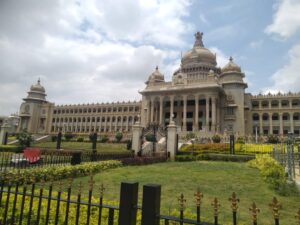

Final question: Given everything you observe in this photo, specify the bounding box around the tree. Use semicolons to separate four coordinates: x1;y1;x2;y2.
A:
16;129;33;148
115;132;123;142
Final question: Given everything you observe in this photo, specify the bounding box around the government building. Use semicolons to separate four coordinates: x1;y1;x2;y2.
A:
17;32;300;137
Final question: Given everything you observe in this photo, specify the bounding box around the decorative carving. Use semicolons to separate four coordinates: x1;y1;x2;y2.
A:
194;32;204;47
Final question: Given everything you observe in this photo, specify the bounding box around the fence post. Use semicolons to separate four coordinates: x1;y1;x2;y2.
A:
230;135;235;154
56;131;62;150
118;182;139;225
141;184;161;225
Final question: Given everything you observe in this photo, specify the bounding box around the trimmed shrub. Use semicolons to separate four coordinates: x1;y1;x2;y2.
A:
115;132;123;142
16;129;33;148
196;153;254;162
126;140;132;150
64;132;75;141
180;143;229;153
212;134;221;143
77;137;84;142
99;135;109;143
0;160;122;185
145;133;156;142
236;136;245;144
121;156;167;165
175;155;196;162
267;135;279;144
51;135;57;142
0;145;23;153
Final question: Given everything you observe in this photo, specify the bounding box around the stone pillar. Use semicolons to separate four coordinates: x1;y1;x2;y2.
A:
279;100;282;109
212;97;216;132
183;95;187;131
259;113;263;135
279;113;283;135
290;113;294;133
0;123;10;145
132;122;143;155
206;96;210;131
150;99;154;123
159;96;163;125
194;95;199;131
169;96;174;122
269;113;273;134
167;120;177;160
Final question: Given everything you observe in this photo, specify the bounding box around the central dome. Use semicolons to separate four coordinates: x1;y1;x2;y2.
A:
30;79;45;93
181;32;217;67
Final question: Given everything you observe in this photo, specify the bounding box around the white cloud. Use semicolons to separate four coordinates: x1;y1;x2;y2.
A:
0;0;193;115
264;44;300;93
265;0;300;38
209;47;229;67
249;40;264;49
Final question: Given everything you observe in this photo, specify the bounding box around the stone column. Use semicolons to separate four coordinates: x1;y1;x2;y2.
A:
212;97;216;132
279;113;283;135
146;100;150;125
259;113;263;134
194;95;199;131
269;113;273;134
169;96;174;122
159;96;164;125
167;120;177;160
0;123;10;145
150;98;154;123
182;95;187;131
290;113;294;133
279;100;282;109
206;96;210;131
132;122;143;155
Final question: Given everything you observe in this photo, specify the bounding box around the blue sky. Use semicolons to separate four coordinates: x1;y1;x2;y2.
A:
0;0;300;115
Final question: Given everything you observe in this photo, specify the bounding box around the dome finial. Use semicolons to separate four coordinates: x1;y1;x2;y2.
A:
37;77;40;84
155;65;158;70
229;56;233;62
194;31;204;47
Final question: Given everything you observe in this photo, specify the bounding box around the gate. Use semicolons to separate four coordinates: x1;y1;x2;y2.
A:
140;122;167;156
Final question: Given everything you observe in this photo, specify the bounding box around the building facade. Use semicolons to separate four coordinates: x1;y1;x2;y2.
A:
17;32;300;136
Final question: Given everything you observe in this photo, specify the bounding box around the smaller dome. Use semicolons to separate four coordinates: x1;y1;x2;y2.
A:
30;79;45;93
146;66;164;84
221;57;241;73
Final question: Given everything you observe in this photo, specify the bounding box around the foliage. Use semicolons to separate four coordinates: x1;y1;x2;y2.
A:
0;145;23;153
126;139;132;150
64;132;75;141
121;156;167;165
99;135;109;143
51;135;57;142
197;153;254;162
145;133;156;142
180;143;229;153
185;132;196;140
16;129;33;148
0;160;122;185
115;132;123;142
267;134;279;144
236;136;245;144
211;134;221;143
175;155;197;162
77;137;84;142
248;155;298;195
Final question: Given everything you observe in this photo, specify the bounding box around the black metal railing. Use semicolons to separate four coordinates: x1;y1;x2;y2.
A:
0;178;299;225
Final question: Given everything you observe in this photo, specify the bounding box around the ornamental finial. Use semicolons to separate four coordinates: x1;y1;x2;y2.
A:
229;56;233;62
194;31;204;47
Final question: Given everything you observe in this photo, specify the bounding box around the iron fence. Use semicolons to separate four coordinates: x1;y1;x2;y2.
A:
0;177;299;225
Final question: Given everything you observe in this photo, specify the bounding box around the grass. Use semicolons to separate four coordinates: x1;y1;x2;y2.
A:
32;141;127;153
51;161;300;225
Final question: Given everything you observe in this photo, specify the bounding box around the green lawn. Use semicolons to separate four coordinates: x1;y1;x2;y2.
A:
33;141;127;152
52;161;300;225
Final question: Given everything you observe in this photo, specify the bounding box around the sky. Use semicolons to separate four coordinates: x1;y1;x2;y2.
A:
0;0;300;116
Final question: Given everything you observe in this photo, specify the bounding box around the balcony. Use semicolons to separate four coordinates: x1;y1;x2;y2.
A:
224;115;236;121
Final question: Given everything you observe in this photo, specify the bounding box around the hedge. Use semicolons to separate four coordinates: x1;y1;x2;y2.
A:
0;145;23;153
121;156;167;165
175;153;255;162
0;160;122;185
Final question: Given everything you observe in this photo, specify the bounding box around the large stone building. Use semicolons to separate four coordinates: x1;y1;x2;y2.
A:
17;32;300;136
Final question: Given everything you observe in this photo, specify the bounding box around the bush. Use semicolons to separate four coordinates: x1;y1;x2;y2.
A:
16;129;33;148
0;145;23;153
0;160;122;185
185;132;196;140
175;155;196;162
267;135;279;144
64;132;75;141
248;155;298;195
180;143;229;153
77;137;84;142
51;135;57;142
126;140;132;150
115;132;123;142
196;153;254;162
121;156;167;165
212;134;221;143
236;136;245;144
99;135;109;143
